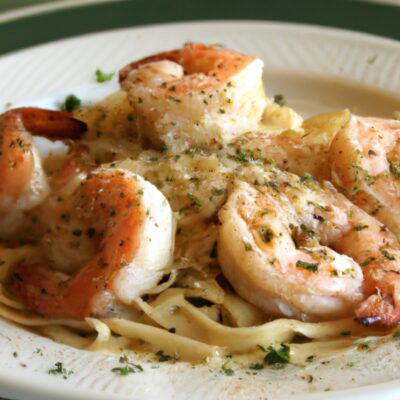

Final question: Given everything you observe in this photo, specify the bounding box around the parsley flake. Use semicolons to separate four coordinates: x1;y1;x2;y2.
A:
62;94;81;113
187;193;202;208
48;362;74;379
95;69;114;83
353;225;368;231
296;260;319;272
111;364;143;376
273;94;287;106
221;363;234;376
380;249;395;260
264;344;291;367
156;350;173;362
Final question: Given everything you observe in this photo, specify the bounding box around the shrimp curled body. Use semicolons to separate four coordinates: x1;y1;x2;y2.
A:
218;170;400;327
9;167;175;319
0;107;86;239
120;43;267;150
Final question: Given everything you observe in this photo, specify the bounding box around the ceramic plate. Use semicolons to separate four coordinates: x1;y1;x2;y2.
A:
0;20;400;400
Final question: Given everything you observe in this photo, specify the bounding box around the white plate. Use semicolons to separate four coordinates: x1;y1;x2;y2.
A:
0;21;400;400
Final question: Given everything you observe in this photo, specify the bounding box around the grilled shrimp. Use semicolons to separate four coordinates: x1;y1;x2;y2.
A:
119;43;267;150
8;167;175;319
0;107;86;239
218;169;400;326
329;115;400;236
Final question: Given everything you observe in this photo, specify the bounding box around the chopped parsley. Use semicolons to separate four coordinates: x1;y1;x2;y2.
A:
211;188;226;196
264;344;291;367
111;354;143;375
249;363;264;370
380;249;395;261
353;225;368;231
119;355;129;363
300;173;315;183
95;69;114;83
351;163;376;186
155;350;173;362
300;224;315;238
356;341;370;350
228;148;264;164
187;193;202;208
48;362;74;379
221;363;234;376
244;242;253;251
296;260;319;272
360;256;376;267
340;331;351;336
62;94;81;113
111;364;143;375
273;94;287;106
34;348;44;356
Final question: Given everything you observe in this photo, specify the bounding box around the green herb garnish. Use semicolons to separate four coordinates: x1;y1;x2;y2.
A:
360;256;376;267
111;364;143;376
380;249;395;260
95;69;114;83
264;344;291;366
48;362;74;379
187;193;202;208
296;260;319;272
353;225;368;231
156;350;173;362
273;94;287;106
249;363;264;370
221;363;234;376
62;94;81;113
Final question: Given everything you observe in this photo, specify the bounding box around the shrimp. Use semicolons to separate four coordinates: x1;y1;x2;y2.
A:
234;111;352;182
0;107;86;239
8;167;175;319
218;168;400;326
119;43;267;150
329;115;400;236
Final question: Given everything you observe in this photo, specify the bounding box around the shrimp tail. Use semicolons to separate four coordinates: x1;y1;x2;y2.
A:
9;262;95;319
119;48;182;83
355;293;400;328
10;263;65;318
14;107;87;139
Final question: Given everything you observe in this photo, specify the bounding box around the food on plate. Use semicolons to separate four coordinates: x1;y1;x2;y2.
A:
9;167;175;319
119;43;267;150
218;174;400;326
0;107;86;240
0;44;399;367
329;115;400;236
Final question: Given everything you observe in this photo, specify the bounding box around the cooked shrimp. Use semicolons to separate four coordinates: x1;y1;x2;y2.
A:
8;167;175;319
218;169;400;326
0;107;86;239
329;115;400;236
119;43;267;150
234;110;352;182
